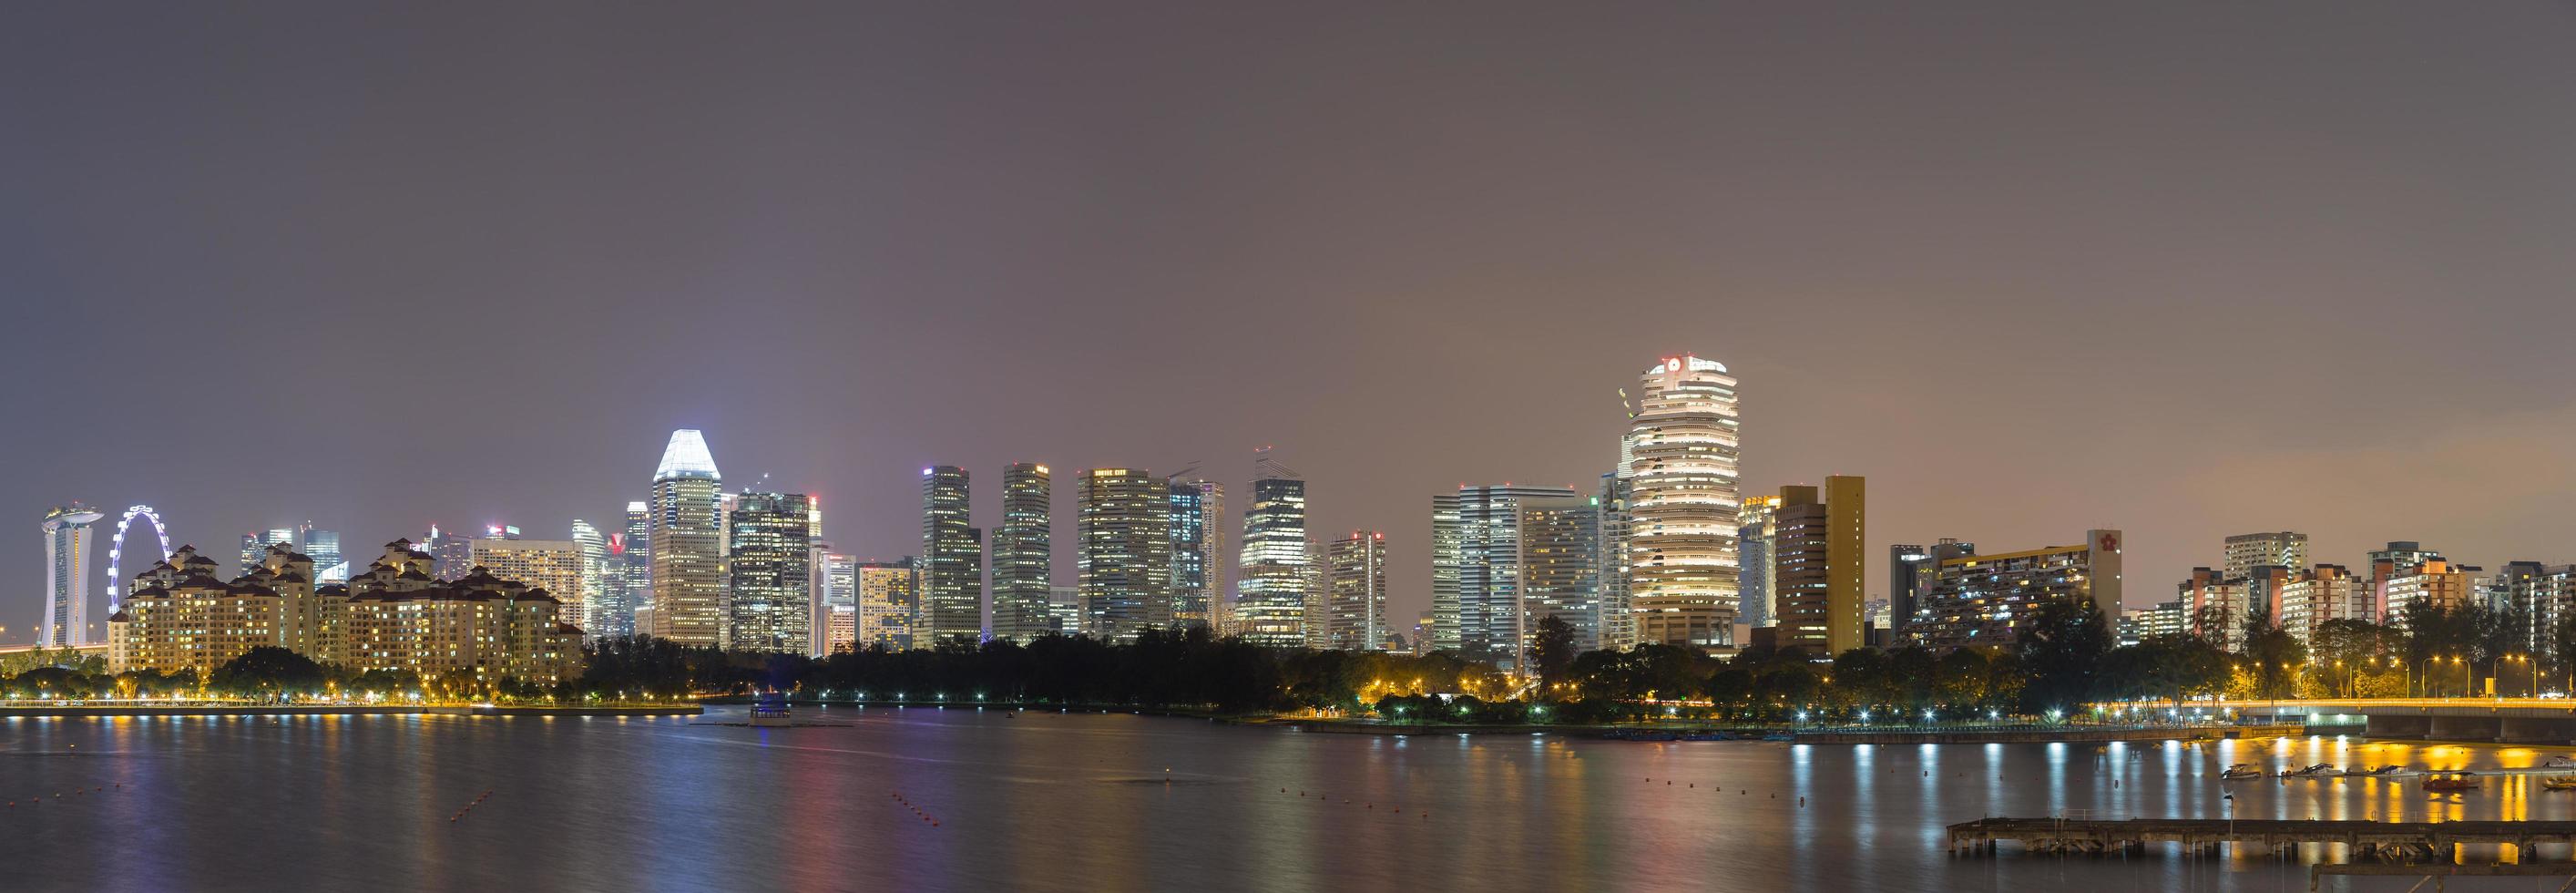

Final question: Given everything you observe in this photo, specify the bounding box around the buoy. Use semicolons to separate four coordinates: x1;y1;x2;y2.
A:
1800;796;1806;806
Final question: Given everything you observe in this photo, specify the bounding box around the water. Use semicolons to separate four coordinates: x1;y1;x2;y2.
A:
5;708;2573;891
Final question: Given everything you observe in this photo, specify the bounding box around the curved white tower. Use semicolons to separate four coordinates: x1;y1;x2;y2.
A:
1626;354;1741;652
43;504;106;647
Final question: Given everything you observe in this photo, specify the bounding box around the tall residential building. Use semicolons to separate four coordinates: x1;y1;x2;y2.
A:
1626;354;1742;652
2366;541;2445;622
1433;484;1581;671
569;519;608;635
1888;544;1933;633
2223;532;2309;580
42;504;105;647
2384;559;2477;623
1910;530;2124;650
1522;497;1603;654
1168;481;1213;630
2278;564;2366;643
1078;468;1171;642
723;490;813;653
1237;457;1310;647
299;524;346;584
1771;476;1866;655
992;464;1053;642
1736;494;1783;629
1594;472;1636;651
1177;480;1226;632
647;429;726;646
421;525;477;580
854;559;918;650
920;466;983;645
469;538;588;626
1324;532;1389;651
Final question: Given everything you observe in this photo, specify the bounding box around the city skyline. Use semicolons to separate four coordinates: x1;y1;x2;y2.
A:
10;4;2576;648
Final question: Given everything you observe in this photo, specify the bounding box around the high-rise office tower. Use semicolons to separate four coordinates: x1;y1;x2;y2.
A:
240;529;294;578
1168;481;1212;630
1888;544;1933;633
470;537;588;621
1236;454;1310;647
1434;484;1583;671
1303;537;1329;649
648;429;725;646
1626;354;1741;652
1180;480;1227;632
820;552;858;653
569;519;608;634
2223;532;2309;580
854;558;919;651
421;525;477;580
920;466;983;644
1078;468;1171;642
1324;532;1388;651
1430;493;1464;653
992;463;1053;642
1770;476;1866;655
1736;494;1783;629
42;504;104;647
298;524;345;584
725;490;813;653
1595;473;1635;651
590;501;649;641
1522;496;1603;654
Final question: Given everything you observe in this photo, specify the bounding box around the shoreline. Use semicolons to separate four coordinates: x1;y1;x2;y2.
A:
1277;719;2314;744
0;703;701;717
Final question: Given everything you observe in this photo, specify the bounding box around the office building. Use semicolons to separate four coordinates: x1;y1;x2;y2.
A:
854;559;918;650
568;519;608;634
1236;456;1310;647
240;529;294;578
299;525;346;584
420;525;476;580
1595;472;1635;651
1736;494;1781;629
1168;481;1212;630
1323;532;1388;651
1909;530;2123;650
42;504;105;647
648;429;726;646
726;490;814;653
1626;354;1742;652
992;463;1053;642
1889;544;1933;634
1078;468;1171;642
1770;477;1866;655
1522;498;1603;653
920;466;983;645
1434;484;1582;671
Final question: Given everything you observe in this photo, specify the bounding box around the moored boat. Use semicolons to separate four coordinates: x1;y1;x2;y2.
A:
2422;772;2480;792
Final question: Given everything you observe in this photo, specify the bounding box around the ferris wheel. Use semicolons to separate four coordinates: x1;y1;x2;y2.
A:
103;505;171;614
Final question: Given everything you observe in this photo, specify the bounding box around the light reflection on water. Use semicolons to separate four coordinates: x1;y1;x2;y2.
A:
5;713;2576;890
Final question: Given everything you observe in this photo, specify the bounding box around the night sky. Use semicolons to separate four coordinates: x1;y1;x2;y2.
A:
6;3;2573;645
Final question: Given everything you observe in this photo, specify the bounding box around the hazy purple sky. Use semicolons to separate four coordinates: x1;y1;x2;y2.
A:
7;3;2574;645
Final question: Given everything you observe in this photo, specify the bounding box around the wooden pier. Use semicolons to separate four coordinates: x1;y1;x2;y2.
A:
1948;816;2576;862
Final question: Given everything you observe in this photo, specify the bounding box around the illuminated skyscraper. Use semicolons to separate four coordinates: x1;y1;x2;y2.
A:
820;552;857;653
1626;354;1741;652
240;529;293;578
920;466;983;644
1324;532;1388;651
726;490;813;653
569;519;608;634
42;504;104;647
1522;497;1602;653
1736;494;1782;629
1770;476;1866;655
421;525;477;580
855;558;919;650
2223;531;2309;580
1181;479;1227;632
648;429;725;646
1594;472;1635;651
1168;481;1212;629
1236;454;1309;647
1434;484;1581;670
1078;468;1171;642
299;524;346;584
590;502;649;641
992;463;1054;642
1430;494;1462;652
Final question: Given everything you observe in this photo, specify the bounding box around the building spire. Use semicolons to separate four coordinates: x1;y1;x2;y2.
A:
655;429;721;481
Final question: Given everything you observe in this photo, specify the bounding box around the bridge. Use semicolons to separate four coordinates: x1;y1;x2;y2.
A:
2120;699;2576;744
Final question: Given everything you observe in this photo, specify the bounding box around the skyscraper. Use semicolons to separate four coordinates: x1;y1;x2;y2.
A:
1888;544;1933;633
569;519;608;634
1434;484;1582;670
1736;494;1782;629
726;490;814;653
42;504;104;647
240;529;293;578
591;501;649;641
1430;493;1463;653
1627;354;1742;652
299;524;345;584
421;525;477;580
1180;480;1226;632
648;429;725;646
992;463;1053;642
2223;532;2309;580
1594;473;1635;651
1324;532;1388;651
1770;476;1866;655
1236;454;1309;647
920;466;983;644
1078;468;1171;642
1522;496;1602;653
854;558;919;651
1168;481;1211;629
820;551;858;653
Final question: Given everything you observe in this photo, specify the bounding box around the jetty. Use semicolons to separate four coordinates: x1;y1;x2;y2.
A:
1947;816;2576;862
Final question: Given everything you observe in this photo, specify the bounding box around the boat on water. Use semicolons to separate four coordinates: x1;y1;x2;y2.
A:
2343;765;2410;777
2422;772;2480;792
2221;764;2264;780
750;693;792;727
2544;776;2576;792
2281;763;2337;777
2546;755;2576;769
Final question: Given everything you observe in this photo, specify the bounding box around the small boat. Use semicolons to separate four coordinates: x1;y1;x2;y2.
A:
2282;764;2337;777
2221;764;2264;780
2343;765;2408;777
749;692;792;727
2423;772;2480;792
2544;777;2576;792
2546;755;2576;769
